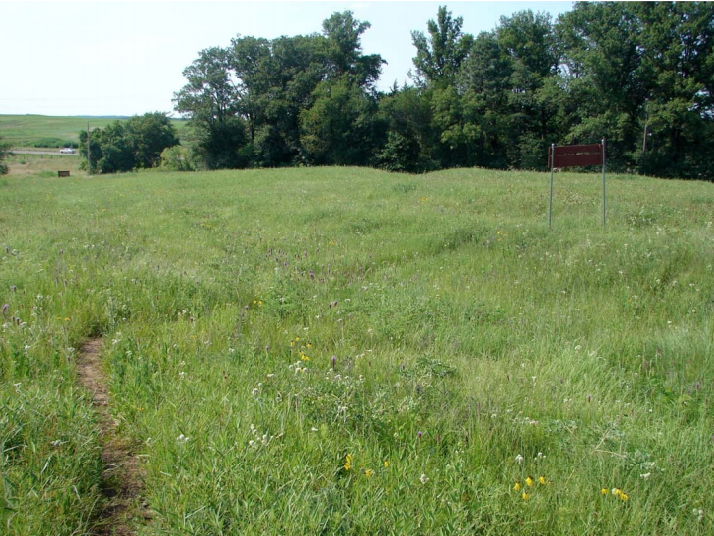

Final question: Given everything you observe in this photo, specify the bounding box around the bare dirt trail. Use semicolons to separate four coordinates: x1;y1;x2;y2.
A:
77;338;148;536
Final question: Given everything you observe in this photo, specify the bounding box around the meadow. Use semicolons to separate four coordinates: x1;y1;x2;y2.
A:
1;164;713;535
0;114;189;149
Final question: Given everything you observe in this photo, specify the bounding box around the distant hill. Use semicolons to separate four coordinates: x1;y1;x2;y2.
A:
0;114;189;148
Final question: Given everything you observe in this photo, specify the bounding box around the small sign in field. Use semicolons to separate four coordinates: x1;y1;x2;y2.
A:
547;140;606;228
58;170;70;177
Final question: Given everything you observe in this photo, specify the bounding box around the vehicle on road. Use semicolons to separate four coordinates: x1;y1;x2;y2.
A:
59;148;76;154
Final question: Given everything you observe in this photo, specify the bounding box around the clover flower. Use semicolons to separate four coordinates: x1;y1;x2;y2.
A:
420;473;429;484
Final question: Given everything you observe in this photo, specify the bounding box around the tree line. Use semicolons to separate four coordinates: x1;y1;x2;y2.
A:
83;2;714;180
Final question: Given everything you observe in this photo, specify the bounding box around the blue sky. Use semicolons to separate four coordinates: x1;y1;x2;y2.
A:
0;1;573;116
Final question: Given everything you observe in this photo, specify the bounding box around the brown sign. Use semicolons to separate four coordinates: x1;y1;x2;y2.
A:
548;144;603;168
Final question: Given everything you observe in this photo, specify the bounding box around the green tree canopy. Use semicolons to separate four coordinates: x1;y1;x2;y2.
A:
411;6;474;87
0;136;11;175
79;113;179;174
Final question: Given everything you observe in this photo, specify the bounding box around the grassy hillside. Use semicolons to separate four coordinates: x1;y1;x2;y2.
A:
0;114;189;148
1;166;712;535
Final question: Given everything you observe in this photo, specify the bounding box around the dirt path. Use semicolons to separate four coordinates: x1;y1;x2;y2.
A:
77;338;147;536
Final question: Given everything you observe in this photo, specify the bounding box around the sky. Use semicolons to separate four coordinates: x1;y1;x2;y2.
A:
0;1;573;117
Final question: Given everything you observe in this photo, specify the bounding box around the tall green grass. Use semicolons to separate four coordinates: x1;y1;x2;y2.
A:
1;166;712;534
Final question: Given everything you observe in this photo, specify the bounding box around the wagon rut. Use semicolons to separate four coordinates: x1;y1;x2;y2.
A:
77;338;149;535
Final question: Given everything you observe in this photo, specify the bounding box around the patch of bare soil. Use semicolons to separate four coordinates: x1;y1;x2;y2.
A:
77;338;149;536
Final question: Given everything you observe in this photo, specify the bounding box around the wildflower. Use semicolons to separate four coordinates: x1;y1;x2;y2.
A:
639;472;651;480
364;468;374;478
417;431;423;440
693;509;704;521
1;304;7;317
612;488;622;497
331;355;336;370
420;473;429;484
525;476;534;487
619;492;629;501
601;488;609;495
344;454;353;471
522;492;530;500
514;482;522;491
306;343;312;349
383;461;389;468
538;476;547;485
176;434;189;443
515;454;524;464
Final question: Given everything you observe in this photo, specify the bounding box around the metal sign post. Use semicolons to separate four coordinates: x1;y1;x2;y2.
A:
87;122;91;176
602;138;606;227
549;143;555;229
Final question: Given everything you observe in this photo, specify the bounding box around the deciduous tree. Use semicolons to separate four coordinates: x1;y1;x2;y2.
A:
0;136;11;175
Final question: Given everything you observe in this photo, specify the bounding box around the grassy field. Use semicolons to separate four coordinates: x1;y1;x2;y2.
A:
4;152;83;179
0;114;189;148
1;165;713;535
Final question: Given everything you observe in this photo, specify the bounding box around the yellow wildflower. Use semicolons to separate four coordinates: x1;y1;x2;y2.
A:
612;488;621;497
514;482;522;491
306;343;312;349
522;492;530;500
601;488;609;495
383;461;389;468
344;454;353;471
538;476;547;485
525;476;534;487
620;493;629;502
364;468;374;478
